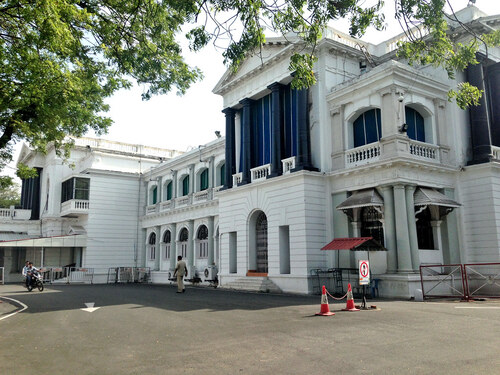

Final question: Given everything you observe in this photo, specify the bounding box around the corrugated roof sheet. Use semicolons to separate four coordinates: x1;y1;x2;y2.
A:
321;237;386;251
414;188;461;208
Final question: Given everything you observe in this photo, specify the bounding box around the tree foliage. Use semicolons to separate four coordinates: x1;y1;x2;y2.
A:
0;176;20;208
1;0;499;178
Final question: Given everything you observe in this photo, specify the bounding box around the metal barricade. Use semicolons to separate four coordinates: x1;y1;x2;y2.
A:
68;267;94;284
420;264;466;299
464;263;500;300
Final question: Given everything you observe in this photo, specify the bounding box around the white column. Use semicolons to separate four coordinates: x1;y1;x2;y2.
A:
394;185;413;272
405;185;420;272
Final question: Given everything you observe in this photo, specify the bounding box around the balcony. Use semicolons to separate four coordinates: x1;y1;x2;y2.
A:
60;199;89;217
335;135;447;171
0;207;32;221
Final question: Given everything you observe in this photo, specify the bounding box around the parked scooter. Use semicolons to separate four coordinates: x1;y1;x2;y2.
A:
25;271;44;292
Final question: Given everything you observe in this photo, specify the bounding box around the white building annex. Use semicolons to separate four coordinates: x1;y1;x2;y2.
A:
0;138;182;283
2;5;499;298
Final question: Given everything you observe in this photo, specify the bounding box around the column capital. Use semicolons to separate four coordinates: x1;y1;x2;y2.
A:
239;98;255;107
405;185;417;193
267;82;283;91
222;107;236;116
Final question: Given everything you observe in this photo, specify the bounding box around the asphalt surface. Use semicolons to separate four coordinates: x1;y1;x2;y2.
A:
1;283;499;375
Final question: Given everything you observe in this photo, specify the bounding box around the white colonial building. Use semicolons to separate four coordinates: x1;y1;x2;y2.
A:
2;5;499;298
0;138;182;283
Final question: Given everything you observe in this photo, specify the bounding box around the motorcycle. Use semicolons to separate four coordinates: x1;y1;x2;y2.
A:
25;271;44;292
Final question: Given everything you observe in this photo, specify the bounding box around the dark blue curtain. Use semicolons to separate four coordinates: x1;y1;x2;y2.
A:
405;107;425;142
353;109;382;147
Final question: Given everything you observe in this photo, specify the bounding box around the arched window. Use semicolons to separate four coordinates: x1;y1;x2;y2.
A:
182;176;190;196
353;108;382;147
405;107;425;142
179;228;189;258
148;232;156;260
200;169;209;191
163;230;171;259
416;207;434;249
197;225;208;258
360;207;384;246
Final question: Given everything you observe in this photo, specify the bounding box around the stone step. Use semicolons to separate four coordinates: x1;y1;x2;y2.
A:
222;277;282;293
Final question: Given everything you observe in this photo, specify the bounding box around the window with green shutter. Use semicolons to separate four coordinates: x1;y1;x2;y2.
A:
182;176;190;196
200;169;209;191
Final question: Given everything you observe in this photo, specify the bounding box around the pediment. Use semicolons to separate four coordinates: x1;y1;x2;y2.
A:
213;38;297;96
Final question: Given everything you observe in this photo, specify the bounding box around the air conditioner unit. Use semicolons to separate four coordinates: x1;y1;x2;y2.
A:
204;265;218;281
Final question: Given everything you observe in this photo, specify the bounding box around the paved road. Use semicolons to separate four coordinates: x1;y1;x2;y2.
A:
1;283;499;375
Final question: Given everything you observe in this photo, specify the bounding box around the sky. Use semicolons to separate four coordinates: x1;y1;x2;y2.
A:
5;0;500;177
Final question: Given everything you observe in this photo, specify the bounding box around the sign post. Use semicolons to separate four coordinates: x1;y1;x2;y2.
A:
359;260;370;309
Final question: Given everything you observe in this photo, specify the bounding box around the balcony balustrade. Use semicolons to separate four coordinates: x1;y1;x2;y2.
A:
345;142;381;167
282;156;296;174
492;146;500;160
0;207;31;220
250;164;271;182
341;136;444;170
60;199;89;217
233;172;242;186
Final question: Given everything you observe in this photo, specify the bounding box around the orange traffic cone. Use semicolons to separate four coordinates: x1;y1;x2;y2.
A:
342;283;360;312
315;285;335;316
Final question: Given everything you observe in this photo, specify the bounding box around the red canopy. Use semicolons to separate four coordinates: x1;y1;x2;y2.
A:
321;237;386;251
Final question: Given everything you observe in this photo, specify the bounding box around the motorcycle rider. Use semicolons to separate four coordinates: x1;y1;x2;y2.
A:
25;262;40;288
22;261;30;287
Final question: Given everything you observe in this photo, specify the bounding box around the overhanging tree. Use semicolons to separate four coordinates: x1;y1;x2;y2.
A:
1;0;499;179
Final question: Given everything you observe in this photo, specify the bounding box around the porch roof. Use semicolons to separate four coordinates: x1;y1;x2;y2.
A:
414;187;461;208
336;189;384;210
321;237;386;251
0;234;87;247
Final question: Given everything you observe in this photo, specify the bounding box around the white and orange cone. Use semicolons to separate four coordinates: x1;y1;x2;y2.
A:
315;285;335;316
342;283;360;312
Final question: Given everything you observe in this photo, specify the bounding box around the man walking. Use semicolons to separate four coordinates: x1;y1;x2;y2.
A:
174;255;187;293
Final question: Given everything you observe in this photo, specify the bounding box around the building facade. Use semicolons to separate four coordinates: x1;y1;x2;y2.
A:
3;5;499;298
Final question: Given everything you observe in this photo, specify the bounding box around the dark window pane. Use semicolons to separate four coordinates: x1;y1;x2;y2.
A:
182;176;189;196
220;164;225;186
364;109;379;144
353;115;365;147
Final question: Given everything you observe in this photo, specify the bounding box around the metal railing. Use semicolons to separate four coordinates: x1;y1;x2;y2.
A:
39;266;94;284
420;263;500;300
310;268;365;296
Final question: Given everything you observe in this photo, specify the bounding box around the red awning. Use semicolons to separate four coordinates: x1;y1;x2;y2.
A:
321;237;386;251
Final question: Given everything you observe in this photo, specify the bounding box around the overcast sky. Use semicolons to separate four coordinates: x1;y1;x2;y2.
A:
5;0;500;178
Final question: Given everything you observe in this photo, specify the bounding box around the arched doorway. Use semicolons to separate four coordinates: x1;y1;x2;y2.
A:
255;212;268;273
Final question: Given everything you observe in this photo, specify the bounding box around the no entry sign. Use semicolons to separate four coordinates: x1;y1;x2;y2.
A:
359;260;370;285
